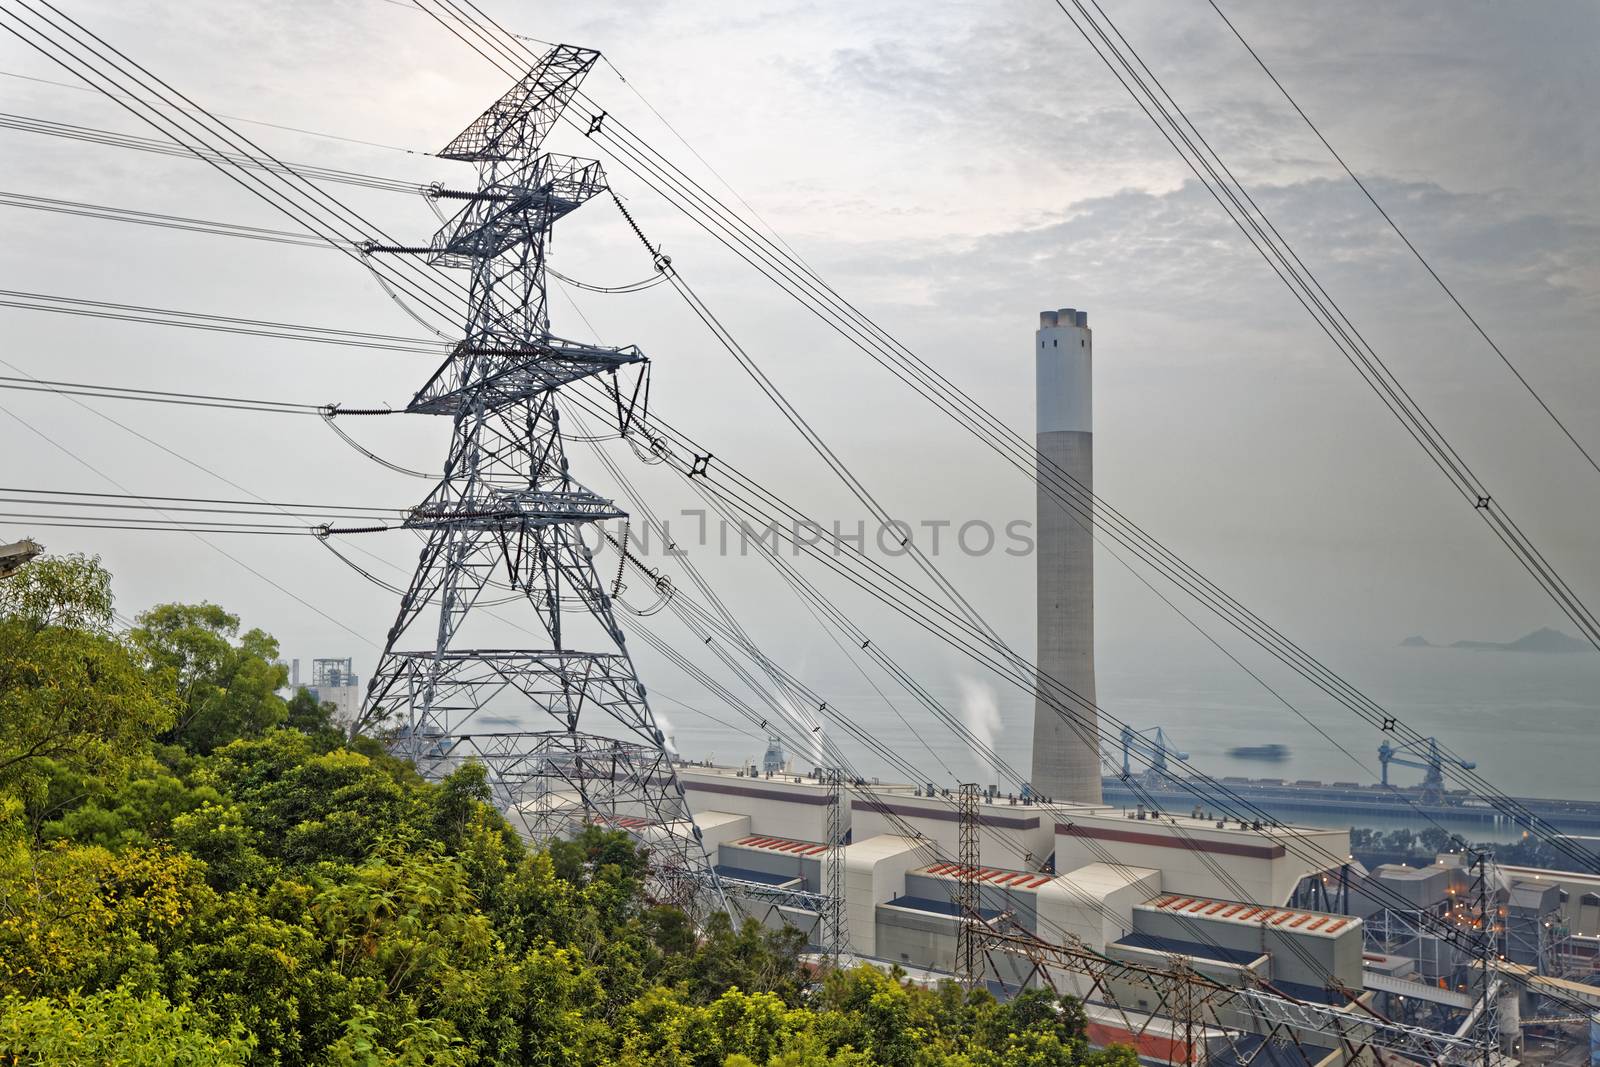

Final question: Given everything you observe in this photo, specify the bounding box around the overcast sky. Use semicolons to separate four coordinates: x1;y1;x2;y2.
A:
2;0;1596;785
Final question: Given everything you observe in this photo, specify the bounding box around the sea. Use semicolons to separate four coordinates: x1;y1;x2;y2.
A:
664;639;1599;835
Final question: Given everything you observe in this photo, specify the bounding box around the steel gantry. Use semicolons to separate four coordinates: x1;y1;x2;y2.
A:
972;921;1510;1062
355;42;724;918
970;922;1508;1067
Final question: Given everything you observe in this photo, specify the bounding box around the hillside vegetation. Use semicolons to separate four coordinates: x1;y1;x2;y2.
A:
0;554;1136;1067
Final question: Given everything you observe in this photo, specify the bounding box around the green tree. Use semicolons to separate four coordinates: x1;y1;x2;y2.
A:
431;761;493;851
285;686;340;737
308;845;496;998
203;734;421;866
2;556;1158;1067
0;984;252;1065
0;552;114;632
131;603;289;754
324;1005;470;1067
0;558;175;799
1418;827;1456;855
38;755;218;848
1009;988;1088;1046
1383;828;1417;855
650;909;809;1006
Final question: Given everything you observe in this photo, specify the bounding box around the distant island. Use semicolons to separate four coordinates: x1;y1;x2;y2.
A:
1399;627;1590;653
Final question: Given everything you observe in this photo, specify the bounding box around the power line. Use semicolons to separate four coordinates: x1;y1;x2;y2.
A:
0;61;1485;858
0;373;323;414
6;112;1587;883
572;403;1429;994
387;6;1401;959
0;189;332;246
0;288;446;354
480;11;1600;868
0;110;426;192
1046;0;1597;647
1205;0;1600;483
0;68;431;155
0;486;404;514
0;192;662;303
0;394;378;640
34;0;1574;1011
1;512;317;531
5;518;309;535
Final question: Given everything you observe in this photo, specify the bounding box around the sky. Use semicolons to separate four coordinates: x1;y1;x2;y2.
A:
1;0;1596;792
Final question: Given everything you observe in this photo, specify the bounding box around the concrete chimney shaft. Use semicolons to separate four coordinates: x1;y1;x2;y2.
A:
1031;308;1101;804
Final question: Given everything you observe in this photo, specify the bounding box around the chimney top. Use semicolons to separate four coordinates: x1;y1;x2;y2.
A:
1039;308;1089;329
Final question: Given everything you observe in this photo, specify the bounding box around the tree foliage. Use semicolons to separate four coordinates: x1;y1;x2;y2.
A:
0;984;253;1065
0;555;175;800
131;602;289;754
0;552;115;632
0;562;1134;1066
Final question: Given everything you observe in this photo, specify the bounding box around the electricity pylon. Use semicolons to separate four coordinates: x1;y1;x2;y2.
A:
356;43;724;916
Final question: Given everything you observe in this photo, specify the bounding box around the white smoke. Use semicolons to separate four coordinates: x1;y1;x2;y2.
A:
956;675;1002;779
778;694;827;770
653;709;678;756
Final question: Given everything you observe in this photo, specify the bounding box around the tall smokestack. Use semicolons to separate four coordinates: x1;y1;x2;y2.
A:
1032;307;1101;804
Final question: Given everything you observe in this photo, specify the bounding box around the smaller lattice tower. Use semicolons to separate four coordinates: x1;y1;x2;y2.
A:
955;782;982;987
822;766;849;961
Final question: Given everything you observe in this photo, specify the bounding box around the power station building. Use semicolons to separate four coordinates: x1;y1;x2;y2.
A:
291;657;362;729
670;762;1355;973
518;760;1371;1063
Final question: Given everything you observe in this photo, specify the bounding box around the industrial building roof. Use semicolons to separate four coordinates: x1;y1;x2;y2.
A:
730;834;828;857
1509;880;1562;912
1112;932;1264;967
1371;864;1445;882
1142;895;1356;938
920;862;1053;889
1047;861;1160;897
677;762;919;796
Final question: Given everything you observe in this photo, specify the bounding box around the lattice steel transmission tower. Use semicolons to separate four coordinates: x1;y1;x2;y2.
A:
955;782;982;987
822;766;849;961
356;43;724;916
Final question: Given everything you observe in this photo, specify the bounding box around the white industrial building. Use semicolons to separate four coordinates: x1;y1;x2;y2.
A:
670;762;1358;977
292;656;362;729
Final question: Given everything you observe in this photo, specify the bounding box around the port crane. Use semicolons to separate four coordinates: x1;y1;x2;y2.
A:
1118;725;1188;788
1378;737;1476;804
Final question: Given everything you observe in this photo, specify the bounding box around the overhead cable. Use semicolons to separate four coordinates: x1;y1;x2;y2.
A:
1205;0;1600;483
0;110;426;193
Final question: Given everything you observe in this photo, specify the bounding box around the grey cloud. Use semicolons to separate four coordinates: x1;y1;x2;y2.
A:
819;174;1600;343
